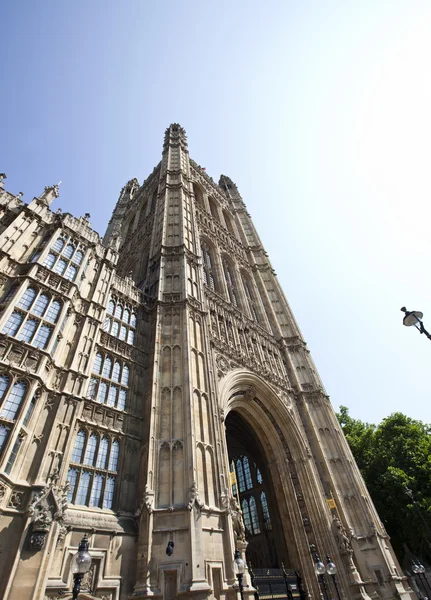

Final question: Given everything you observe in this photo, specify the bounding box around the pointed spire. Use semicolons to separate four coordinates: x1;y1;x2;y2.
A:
0;174;6;189
37;182;61;207
163;123;188;154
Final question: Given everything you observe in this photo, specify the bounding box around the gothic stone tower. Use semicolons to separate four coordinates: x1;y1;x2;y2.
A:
0;128;413;600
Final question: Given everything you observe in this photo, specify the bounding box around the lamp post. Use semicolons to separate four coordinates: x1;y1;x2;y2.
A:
312;547;329;600
412;560;431;598
234;548;246;600
400;307;431;341
326;555;342;600
70;534;92;600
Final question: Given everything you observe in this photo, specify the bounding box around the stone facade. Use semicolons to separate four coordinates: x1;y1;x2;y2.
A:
0;129;414;600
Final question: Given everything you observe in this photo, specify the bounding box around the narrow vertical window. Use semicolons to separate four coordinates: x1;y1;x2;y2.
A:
63;244;75;260
236;459;246;493
115;304;123;320
31;294;49;316
261;491;271;529
93;353;103;374
45;300;61;323
33;324;52;349
249;496;260;534
202;243;215;291
112;362;121;383
4;435;23;474
17;318;37;343
118;390;126;411
53;259;67;275
0;375;9;401
43;253;56;269
0;424;10;452
108;440;120;471
23;396;36;427
223;260;238;307
107;300;115;315
87;378;98;398
121;366;129;386
0;381;26;420
2;312;23;336
67;468;78;502
130;313;137;327
73;250;84;265
76;471;91;505
89;473;104;507
123;308;130;324
52;238;65;253
71;430;86;462
65;265;77;281
243;456;253;490
102;357;112;378
96;437;109;468
17;288;37;310
242;498;252;534
103;476;115;509
97;382;108;404
83;434;98;466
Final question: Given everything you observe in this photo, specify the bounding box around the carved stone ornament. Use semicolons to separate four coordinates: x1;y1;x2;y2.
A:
136;485;154;517
27;470;70;550
244;385;256;400
187;480;204;511
332;513;353;554
228;496;246;542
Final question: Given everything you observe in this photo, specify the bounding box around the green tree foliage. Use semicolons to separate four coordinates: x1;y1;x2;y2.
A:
336;407;431;563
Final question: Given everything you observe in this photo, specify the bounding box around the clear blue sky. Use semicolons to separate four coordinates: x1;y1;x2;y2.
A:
3;1;431;425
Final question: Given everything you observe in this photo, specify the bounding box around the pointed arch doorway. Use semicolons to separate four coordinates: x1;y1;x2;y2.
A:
225;409;290;569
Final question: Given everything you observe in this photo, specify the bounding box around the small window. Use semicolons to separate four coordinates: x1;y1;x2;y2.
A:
31;294;49;317
17;288;37;310
52;238;65;253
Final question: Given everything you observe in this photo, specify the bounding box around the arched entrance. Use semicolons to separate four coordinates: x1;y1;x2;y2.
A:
226;410;289;568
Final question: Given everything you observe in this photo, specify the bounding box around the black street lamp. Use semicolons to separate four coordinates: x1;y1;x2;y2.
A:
70;535;92;600
412;560;431;598
326;555;342;600
234;548;246;600
312;548;329;600
401;307;431;341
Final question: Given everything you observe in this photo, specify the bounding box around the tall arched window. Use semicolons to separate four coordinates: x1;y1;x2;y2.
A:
223;260;239;307
242;498;252;534
17;288;37;310
68;431;119;509
209;197;220;222
202;243;215;291
32;294;49;317
84;434;98;465
243;276;259;322
87;353;129;411
223;210;236;237
249;496;260;534
193;183;204;207
261;491;271;529
0;381;26;420
71;430;86;463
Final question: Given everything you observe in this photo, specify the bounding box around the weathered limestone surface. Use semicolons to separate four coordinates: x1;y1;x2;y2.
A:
0;131;413;600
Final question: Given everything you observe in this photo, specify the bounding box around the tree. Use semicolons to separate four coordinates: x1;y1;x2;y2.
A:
336;407;431;564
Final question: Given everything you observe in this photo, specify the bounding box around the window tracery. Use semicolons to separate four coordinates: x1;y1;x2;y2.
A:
104;297;136;345
87;352;129;411
67;430;119;509
2;287;63;350
42;234;85;281
223;259;239;307
202;243;216;291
